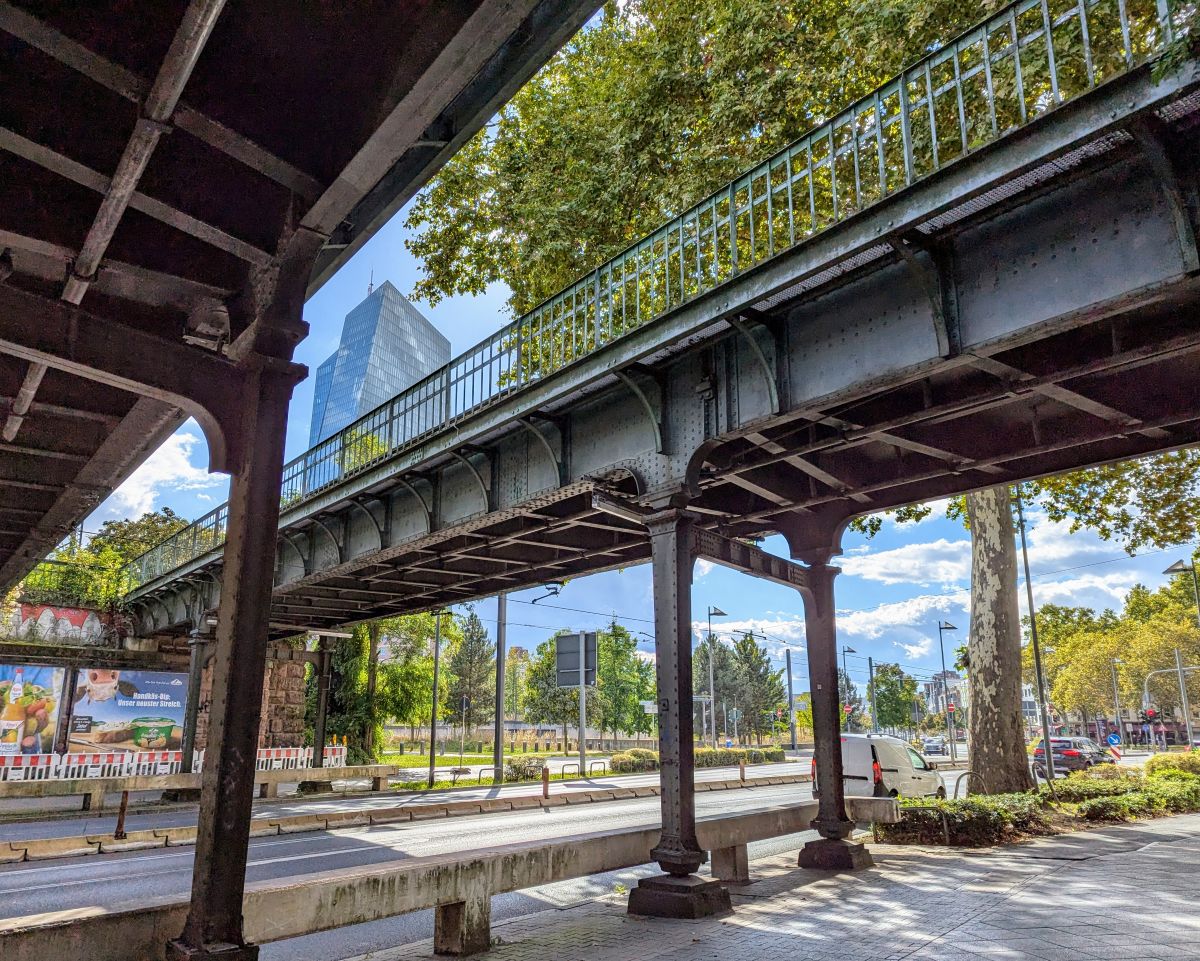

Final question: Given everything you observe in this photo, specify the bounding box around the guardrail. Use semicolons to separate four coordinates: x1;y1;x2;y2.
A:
0;797;898;960
120;0;1185;592
0;746;347;782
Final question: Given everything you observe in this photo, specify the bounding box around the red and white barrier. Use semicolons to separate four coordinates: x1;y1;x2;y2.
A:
0;745;348;782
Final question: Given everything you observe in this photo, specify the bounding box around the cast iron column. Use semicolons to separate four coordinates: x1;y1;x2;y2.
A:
797;561;872;870
167;341;306;960
628;509;731;919
180;633;210;774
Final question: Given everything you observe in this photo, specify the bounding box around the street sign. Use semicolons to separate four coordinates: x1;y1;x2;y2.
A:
554;632;597;687
947;703;956;712
842;704;852;714
1107;732;1121;746
640;699;657;715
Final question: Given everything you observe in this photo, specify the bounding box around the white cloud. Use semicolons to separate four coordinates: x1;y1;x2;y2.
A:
1021;571;1140;612
196;493;213;502
894;637;933;659
694;558;715;579
840;538;970;587
837;590;969;639
99;431;221;519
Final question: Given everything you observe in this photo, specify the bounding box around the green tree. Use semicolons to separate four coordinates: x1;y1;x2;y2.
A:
867;663;919;732
694;635;740;734
445;610;496;731
88;507;189;561
504;646;531;722
838;668;864;732
729;631;785;745
521;633;603;743
595;622;655;739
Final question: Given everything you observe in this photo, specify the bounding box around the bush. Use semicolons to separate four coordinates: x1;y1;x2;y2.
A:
1079;763;1141;781
692;747;786;768
504;754;547;781
1076;791;1167;821
610;751;658;773
1145;752;1200;777
877;794;1052;846
627;748;658;761
1048;772;1144;802
1147;767;1200;784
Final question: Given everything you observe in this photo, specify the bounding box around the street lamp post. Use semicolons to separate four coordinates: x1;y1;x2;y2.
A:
1164;560;1199;749
937;621;957;762
707;606;725;748
427;609;449;789
1015;487;1056;785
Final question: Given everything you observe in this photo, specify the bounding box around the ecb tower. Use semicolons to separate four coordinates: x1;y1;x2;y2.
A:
309;281;451;446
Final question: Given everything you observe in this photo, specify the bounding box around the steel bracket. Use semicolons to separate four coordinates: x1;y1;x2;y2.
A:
450;450;494;513
728;314;780;414
280;530;312;577
517;416;567;487
396;475;433;534
614;368;665;454
309;516;345;566
890;231;960;358
1131;116;1200;273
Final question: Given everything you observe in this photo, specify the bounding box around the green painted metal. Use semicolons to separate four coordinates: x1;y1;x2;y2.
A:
124;0;1182;591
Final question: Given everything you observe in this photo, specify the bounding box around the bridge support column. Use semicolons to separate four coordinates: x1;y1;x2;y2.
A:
167;239;313;961
796;560;872;871
628;509;731;920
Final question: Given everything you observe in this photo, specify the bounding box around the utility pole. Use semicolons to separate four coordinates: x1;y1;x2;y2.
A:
427;610;446;789
578;630;587;775
786;649;797;750
707;606;725;748
1015;487;1056;785
493;593;507;783
867;656;877;733
937;621;957;762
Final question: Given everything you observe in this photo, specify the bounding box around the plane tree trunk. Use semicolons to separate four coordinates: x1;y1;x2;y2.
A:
965;486;1035;794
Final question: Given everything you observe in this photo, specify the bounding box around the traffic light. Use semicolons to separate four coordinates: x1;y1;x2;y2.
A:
1147;708;1158;720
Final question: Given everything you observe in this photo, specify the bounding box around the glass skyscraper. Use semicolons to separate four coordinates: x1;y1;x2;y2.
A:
308;281;451;446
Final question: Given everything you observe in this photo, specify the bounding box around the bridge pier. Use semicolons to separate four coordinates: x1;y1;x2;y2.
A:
628;509;732;920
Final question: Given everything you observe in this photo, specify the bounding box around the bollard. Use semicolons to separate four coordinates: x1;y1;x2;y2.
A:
542;765;550;799
114;790;130;840
739;759;746;782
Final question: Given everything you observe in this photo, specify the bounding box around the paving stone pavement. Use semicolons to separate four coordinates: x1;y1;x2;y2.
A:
355;813;1200;961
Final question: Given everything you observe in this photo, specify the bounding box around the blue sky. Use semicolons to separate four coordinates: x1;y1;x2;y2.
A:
86;200;1189;694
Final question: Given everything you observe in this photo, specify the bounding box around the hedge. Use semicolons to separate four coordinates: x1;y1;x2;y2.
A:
1073;767;1200;821
1144;752;1200;777
609;746;786;774
876;794;1051;846
504;754;548;781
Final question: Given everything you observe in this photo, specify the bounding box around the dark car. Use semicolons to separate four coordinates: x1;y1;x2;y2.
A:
1033;737;1115;776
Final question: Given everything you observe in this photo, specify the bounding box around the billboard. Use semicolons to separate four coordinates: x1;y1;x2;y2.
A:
67;668;188;752
0;664;67;756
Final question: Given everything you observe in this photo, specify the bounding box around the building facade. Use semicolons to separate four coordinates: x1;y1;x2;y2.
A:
308;281;451;446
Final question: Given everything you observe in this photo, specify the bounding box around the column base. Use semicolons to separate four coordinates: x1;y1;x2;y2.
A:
797;838;873;871
166;940;258;961
627;874;733;919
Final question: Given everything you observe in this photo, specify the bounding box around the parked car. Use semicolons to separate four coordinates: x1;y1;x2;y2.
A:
921;737;947;756
813;733;945;799
1032;737;1115;776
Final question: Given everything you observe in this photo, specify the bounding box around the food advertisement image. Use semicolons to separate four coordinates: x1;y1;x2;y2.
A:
68;668;188;752
0;664;65;756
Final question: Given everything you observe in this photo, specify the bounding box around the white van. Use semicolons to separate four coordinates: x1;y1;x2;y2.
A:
812;733;945;799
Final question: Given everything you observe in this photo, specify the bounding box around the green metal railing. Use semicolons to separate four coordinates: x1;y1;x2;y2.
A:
124;0;1185;591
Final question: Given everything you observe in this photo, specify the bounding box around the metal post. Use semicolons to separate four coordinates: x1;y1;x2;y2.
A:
1111;659;1123;748
168;316;307;961
313;641;331;768
53;666;79;755
364;622;380;758
937;621;957;762
459;696;467;764
706;606;724;748
786;649;797;750
181;635;209;773
428;612;444;789
1190;564;1200;629
1176;647;1195;749
797;560;871;869
1016;488;1056;785
867;656;877;734
493;593;507;784
578;629;587;776
627;509;730;918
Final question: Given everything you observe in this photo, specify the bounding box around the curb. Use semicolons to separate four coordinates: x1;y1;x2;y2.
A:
7;773;811;862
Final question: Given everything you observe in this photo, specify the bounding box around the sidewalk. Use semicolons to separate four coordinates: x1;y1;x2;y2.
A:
359;814;1200;961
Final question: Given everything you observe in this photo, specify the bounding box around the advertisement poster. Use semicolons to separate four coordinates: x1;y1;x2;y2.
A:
67;669;188;753
0;664;66;756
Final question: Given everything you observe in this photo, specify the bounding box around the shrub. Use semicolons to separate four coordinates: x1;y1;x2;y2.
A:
1145;752;1200;777
1048;772;1144;802
1076;790;1167;821
1147;779;1200;813
1079;763;1141;781
627;748;658;761
505;754;547;781
1147;767;1200;784
877;794;1051;846
610;751;658;773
